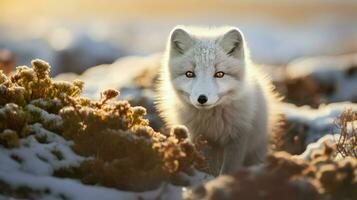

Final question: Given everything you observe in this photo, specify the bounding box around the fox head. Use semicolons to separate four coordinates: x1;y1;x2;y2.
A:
165;26;249;109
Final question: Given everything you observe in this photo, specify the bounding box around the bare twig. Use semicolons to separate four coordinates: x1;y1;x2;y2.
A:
335;109;357;158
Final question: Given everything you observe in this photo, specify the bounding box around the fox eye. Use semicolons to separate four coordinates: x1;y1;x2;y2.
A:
185;71;195;78
214;71;225;78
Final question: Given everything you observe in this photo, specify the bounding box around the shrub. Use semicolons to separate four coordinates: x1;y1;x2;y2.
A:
0;59;82;146
0;59;205;192
60;91;205;191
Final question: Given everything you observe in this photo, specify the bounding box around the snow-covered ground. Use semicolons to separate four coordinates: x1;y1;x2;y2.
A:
281;102;357;146
286;53;357;103
1;52;357;199
0;117;210;200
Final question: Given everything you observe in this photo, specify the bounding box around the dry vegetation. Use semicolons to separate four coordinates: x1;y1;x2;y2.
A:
58;92;206;191
0;59;205;193
336;109;357;158
187;143;357;200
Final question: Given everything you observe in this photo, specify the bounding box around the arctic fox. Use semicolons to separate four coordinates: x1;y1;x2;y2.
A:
156;26;279;175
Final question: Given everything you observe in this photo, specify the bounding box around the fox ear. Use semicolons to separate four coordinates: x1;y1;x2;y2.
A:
218;28;244;58
170;27;194;55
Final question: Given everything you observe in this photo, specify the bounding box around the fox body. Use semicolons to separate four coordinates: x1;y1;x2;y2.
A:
156;26;279;175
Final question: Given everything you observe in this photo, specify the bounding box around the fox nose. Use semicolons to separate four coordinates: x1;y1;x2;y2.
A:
197;95;208;104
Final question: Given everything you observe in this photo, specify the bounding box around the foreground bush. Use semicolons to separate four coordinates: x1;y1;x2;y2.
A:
0;59;205;192
58;90;205;191
187;144;357;200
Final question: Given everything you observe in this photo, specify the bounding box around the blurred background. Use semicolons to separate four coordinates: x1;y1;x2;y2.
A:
1;0;357;75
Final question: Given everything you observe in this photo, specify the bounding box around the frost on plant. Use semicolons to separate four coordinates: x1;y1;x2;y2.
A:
0;59;82;147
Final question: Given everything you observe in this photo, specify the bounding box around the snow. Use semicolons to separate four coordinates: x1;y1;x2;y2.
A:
0;123;210;199
0;163;208;200
7;172;198;200
281;102;357;146
26;104;63;129
0;30;126;75
295;134;340;160
286;53;357;102
286;54;357;79
0;170;179;200
55;53;161;99
0;123;83;175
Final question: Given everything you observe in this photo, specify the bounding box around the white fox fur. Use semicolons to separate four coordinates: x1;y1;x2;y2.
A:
156;26;279;175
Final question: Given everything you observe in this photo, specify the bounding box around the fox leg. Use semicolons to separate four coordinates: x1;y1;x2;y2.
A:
219;135;248;175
